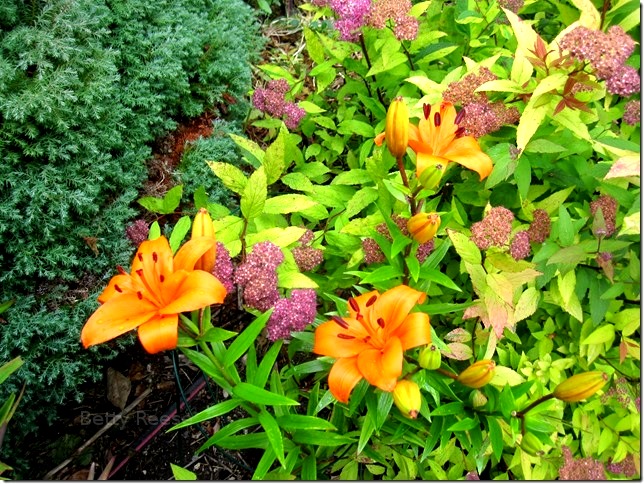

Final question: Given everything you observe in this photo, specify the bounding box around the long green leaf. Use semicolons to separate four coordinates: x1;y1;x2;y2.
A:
232;382;299;406
224;310;272;368
0;357;23;385
258;409;285;467
254;341;283;388
168;399;242;431
252;446;277;480
275;414;336;431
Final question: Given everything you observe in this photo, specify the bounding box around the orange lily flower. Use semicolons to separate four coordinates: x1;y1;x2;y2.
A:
81;236;227;354
313;285;431;403
375;101;493;181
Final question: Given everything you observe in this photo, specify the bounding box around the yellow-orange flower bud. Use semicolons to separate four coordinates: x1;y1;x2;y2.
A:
553;371;609;403
385;97;409;159
191;208;217;272
393;380;422;419
418;344;441;370
407;212;441;244
457;360;496;389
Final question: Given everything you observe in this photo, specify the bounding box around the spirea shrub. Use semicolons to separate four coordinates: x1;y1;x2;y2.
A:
0;0;260;462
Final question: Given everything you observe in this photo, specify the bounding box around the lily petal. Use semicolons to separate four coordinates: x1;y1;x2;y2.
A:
160;270;227;315
98;274;139;303
81;294;158;348
347;290;380;320
443;136;494;180
174;237;218;272
374;132;386;147
394;312;432;351
138;315;178;353
372;285;426;337
312;319;372;358
357;337;403;392
328;357;363;404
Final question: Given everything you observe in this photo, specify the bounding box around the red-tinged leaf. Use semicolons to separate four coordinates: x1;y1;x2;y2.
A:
444;327;472;343
605;156;640;179
619;339;628;364
441;342;473;360
554;99;566;115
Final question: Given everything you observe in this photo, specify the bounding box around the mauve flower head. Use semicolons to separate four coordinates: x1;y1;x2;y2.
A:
443;67;497;107
457;101;520;138
590;194;618;237
498;0;524;14
126;219;150;246
283;102;306;130
558;446;606;480
367;0;418;40
510;230;531;260
362;237;385;264
527;208;551;243
293;245;324;272
234;242;284;311
266;289;318;341
559;26;636;81
623;99;640;125
329;0;372;41
606;455;638;477
416;240;435;263
213;242;234;293
605;65;641;97
470;206;515;250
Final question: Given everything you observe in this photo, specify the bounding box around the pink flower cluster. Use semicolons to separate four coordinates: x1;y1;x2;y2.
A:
443;68;520;138
266;289;318;341
470;207;551;260
558;446;606;480
623;99;640;125
213;242;234;293
590;194;618;237
559;26;640;97
252;78;306;130
125;219;150;246
234;241;284;311
292;230;324;272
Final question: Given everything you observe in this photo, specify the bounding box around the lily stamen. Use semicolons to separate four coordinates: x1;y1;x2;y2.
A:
434;112;441;127
365;295;378;307
348;298;359;312
332;315;350;329
423;103;431;120
337;333;355;340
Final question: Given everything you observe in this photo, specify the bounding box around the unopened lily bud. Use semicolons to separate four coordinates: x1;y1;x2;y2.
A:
418;344;441;370
418;160;447;190
191;208;217;272
385;97;409;159
553;371;609;403
470;389;488;408
457;360;496;389
519;432;544;456
408;212;441;244
393;380;422;419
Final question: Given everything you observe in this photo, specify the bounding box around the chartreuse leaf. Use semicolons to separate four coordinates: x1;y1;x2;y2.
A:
581;324;615;345
0;358;23;385
208;161;248;194
240;167;267;220
258;409;285;467
170;463;197;480
229;133;264;167
224;310;272;368
163;185;183;214
263;126;287;184
448;229;482;264
264;194;319;214
148;221;161;240
168;215;191;254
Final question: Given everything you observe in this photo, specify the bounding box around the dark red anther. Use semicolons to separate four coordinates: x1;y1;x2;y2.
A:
136;291;143;300
454;108;466;125
377;317;385;328
434;112;441;127
454;127;466;138
348;298;359;312
136;269;143;277
116;265;127;275
152;252;158;262
114;284;123;293
332;316;350;329
137;253;143;262
365;295;377;307
159;274;165;283
423;103;431;120
364;335;371;343
337;333;355;340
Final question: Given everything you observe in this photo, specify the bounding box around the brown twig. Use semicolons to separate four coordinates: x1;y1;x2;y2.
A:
42;388;152;480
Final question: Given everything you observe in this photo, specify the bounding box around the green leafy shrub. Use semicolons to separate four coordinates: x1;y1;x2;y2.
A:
0;0;261;466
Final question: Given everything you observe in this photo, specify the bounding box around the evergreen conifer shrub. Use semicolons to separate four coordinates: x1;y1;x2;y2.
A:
0;0;259;469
